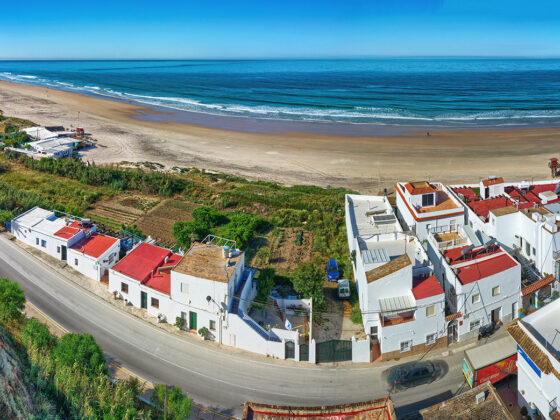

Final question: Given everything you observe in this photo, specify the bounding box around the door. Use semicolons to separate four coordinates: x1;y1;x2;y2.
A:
512;302;518;319
285;340;295;359
448;322;458;345
61;245;67;261
189;311;197;331
141;291;147;309
491;307;501;323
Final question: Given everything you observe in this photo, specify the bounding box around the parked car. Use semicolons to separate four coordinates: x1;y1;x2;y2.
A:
387;361;440;390
337;279;351;299
326;259;339;281
478;322;496;340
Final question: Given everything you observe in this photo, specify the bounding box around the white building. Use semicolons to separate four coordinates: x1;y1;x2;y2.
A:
67;232;120;282
509;299;560;419
395;181;465;242
109;242;183;321
10;207;94;261
449;179;560;301
345;194;447;360
428;226;521;342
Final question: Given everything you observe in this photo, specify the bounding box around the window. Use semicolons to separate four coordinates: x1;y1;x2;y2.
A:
400;340;412;353
151;298;159;309
209;320;216;330
121;282;128;294
492;286;500;297
525;240;531;256
180;311;187;320
426;305;435;318
41;240;46;248
181;282;189;294
472;293;481;304
36;238;39;245
532;247;536;256
74;258;78;266
422;193;434;207
470;320;481;331
57;246;60;254
426;333;437;345
370;326;378;340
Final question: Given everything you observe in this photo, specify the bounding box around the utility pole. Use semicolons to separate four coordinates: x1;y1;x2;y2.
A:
164;386;167;420
309;297;313;341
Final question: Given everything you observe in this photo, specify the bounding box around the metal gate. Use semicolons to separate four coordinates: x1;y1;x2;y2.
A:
299;343;309;361
285;340;295;359
316;339;352;363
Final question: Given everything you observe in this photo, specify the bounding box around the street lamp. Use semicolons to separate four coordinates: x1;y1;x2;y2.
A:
206;295;223;345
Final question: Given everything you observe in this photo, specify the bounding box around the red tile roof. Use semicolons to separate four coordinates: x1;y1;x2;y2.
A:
412;275;444;300
70;233;119;258
404;181;435;195
112;243;182;295
468;197;512;219
443;244;502;264
54;221;85;239
482;177;504;187
455;254;518;285
453;187;478;201
521;274;555;297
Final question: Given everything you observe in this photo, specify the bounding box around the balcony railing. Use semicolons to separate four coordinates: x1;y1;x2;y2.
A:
550;397;558;418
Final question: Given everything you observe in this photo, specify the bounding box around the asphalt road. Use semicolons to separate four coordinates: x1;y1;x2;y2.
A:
0;235;468;417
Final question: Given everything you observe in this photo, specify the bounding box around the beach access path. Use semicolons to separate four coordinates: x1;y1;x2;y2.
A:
2;80;560;193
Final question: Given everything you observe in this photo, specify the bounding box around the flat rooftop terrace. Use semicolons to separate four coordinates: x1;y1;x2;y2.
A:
346;194;401;237
523;300;560;359
417;186;462;214
173;243;242;283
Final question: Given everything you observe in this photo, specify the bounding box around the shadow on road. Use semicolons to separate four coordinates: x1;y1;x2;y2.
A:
394;391;454;420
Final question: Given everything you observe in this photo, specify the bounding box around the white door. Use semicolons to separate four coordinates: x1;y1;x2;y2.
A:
229;334;236;347
512;302;518;319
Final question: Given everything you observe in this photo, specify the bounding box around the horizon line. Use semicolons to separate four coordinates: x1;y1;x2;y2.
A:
1;54;560;61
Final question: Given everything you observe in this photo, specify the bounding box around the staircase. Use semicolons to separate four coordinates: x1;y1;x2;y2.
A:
230;269;251;315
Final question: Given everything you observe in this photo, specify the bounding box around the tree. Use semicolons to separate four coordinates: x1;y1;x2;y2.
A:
20;318;55;350
291;261;325;310
255;268;275;303
54;333;107;374
151;384;192;420
0;277;26;326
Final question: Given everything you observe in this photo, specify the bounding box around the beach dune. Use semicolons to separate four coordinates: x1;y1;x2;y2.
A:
1;79;559;193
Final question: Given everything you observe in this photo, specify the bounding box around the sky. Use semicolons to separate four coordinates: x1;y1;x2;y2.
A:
1;0;560;59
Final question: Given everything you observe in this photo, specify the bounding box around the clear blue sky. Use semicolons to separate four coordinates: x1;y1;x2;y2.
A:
1;0;559;59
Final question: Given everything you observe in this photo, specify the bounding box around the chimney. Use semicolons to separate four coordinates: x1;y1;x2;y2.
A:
164;256;169;264
226;258;230;267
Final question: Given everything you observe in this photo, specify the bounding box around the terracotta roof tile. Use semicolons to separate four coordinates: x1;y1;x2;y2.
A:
482;177;504;187
366;254;411;284
521;275;555;297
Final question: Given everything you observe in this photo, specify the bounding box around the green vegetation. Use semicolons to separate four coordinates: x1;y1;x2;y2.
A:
173;206;265;248
151;384;192;420
291;261;327;310
255;268;276;303
0;277;25;326
0;277;191;419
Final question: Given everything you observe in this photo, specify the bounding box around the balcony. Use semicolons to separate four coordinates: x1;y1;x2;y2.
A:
549;397;558;418
379;313;415;327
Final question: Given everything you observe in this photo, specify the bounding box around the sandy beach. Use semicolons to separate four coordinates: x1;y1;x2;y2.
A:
1;79;560;193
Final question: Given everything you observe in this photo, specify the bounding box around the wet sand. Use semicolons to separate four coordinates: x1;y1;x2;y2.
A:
1;79;560;193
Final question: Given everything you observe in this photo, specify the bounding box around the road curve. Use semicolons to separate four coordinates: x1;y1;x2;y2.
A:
0;235;466;417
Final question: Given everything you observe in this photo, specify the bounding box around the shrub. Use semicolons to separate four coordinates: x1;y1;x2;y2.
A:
291;260;325;310
0;277;26;326
53;333;107;374
270;209;309;227
350;305;362;324
151;384;192;420
198;327;211;340
20;318;56;350
256;268;275;303
175;316;186;330
295;230;304;246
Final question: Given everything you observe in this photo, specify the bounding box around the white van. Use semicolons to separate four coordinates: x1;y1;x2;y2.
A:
337;279;351;299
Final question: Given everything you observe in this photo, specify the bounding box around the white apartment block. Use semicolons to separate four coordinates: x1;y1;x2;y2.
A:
427;226;521;342
346;194;446;359
395;181;465;242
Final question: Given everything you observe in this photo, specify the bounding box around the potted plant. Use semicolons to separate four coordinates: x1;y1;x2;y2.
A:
518;308;525;318
157;313;166;323
175;317;186;331
553;290;558;299
198;327;211;340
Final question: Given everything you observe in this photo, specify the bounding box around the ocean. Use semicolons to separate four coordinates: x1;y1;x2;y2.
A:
1;58;560;129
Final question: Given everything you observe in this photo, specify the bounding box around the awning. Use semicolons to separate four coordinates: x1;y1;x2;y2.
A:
379;295;416;316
